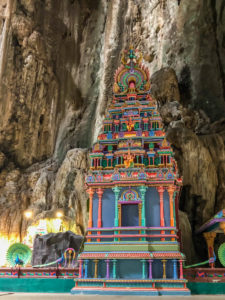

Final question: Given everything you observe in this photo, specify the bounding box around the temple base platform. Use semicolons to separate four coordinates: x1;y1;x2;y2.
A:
71;279;190;296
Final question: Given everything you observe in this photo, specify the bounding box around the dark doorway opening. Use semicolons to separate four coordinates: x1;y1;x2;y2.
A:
121;204;139;226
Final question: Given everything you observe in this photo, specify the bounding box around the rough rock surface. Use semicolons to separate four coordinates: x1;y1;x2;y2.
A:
0;148;89;241
178;210;197;264
31;231;83;266
0;0;225;263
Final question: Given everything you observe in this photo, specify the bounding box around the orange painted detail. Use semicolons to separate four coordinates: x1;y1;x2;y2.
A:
168;185;175;241
97;188;104;241
157;186;165;241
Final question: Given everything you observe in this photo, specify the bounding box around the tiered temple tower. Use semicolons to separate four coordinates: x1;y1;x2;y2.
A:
71;47;190;296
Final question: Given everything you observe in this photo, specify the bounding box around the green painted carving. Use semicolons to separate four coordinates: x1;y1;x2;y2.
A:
108;145;113;151
84;243;179;252
154;157;160;165
218;242;225;267
102;159;107;168
139;186;147;227
141;259;146;279
112;259;117;279
122;123;127;131
143;157;148;166
112;187;121;241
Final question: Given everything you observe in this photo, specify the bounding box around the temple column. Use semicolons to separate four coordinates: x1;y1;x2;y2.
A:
105;259;110;279
168;185;175;241
148;259;153;279
112;186;121;241
112;259;117;279
141;259;147;279
139;185;147;226
94;259;99;278
97;188;104;242
179;260;183;279
87;188;95;228
78;260;83;278
84;260;89;278
203;232;217;268
172;259;178;279
157;186;165;240
162;259;167;279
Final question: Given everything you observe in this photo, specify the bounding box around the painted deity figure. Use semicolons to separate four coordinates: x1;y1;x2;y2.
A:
125;116;134;132
123;149;135;168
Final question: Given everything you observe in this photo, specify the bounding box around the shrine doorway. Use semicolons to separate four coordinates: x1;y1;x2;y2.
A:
121;204;139;227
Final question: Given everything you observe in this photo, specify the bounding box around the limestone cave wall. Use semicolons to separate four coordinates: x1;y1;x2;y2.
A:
0;0;225;263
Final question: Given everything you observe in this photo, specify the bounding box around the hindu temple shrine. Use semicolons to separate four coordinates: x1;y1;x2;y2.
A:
71;47;190;296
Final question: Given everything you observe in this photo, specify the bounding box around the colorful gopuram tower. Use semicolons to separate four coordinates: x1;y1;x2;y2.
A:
71;47;190;296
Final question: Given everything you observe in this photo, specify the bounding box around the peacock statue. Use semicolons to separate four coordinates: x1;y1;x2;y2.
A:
6;243;32;267
14;255;24;266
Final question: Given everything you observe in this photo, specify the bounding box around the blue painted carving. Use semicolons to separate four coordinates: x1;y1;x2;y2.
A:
149;130;154;136
107;132;112;139
138;172;146;180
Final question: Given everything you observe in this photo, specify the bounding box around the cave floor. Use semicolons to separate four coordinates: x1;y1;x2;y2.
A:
0;293;225;299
